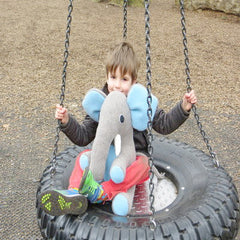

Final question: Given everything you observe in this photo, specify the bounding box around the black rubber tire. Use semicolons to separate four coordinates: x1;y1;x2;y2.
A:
36;136;240;240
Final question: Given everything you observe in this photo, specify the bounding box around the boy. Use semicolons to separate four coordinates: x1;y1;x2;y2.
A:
39;42;197;216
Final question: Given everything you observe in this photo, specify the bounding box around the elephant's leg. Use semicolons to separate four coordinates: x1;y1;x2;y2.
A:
102;155;149;199
111;154;149;216
109;155;127;184
112;186;136;216
68;149;91;189
110;148;136;184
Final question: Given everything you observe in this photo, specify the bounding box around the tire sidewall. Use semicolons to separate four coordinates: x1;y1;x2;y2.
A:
36;136;239;240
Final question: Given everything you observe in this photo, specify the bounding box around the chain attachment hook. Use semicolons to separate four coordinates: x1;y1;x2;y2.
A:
150;217;157;231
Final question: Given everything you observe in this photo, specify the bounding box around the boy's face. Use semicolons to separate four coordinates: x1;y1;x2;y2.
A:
107;67;136;96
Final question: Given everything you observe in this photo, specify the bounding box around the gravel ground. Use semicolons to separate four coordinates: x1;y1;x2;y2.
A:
0;0;239;239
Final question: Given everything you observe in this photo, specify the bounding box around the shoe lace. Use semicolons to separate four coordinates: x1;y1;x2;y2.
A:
85;180;100;196
88;182;98;194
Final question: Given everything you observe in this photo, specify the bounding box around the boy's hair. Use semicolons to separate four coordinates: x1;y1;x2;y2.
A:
106;42;140;81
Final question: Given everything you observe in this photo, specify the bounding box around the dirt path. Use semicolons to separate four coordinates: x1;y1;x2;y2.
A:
0;0;239;239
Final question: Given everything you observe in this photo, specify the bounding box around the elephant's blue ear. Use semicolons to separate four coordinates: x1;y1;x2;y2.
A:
127;84;158;131
82;89;106;122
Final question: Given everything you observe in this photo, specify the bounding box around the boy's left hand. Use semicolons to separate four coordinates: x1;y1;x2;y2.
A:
182;90;197;112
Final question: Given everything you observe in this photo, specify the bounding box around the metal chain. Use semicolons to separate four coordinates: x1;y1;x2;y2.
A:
123;0;128;40
180;0;219;168
144;0;156;231
50;0;74;177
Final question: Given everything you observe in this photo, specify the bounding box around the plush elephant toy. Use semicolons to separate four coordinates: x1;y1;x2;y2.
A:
79;83;158;216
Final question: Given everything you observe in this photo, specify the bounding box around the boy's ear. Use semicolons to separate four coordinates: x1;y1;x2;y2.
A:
127;83;158;131
82;89;106;122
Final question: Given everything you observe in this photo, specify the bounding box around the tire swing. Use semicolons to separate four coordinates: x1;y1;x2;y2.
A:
36;0;240;239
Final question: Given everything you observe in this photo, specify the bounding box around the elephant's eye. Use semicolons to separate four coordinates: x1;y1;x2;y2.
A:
120;115;124;123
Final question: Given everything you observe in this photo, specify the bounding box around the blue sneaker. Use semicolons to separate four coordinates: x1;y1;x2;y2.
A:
39;189;88;216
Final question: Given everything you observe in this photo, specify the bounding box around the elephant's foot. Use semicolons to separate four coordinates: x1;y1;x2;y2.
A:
112;193;129;216
79;151;91;170
110;166;125;184
112;187;135;216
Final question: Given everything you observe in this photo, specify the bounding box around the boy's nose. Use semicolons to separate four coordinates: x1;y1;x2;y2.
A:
115;79;121;88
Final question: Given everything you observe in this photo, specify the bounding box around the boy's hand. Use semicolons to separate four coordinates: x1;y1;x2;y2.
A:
181;90;197;112
55;104;69;124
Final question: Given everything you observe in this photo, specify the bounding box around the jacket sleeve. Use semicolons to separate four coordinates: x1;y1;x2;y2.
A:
60;114;98;146
152;101;190;135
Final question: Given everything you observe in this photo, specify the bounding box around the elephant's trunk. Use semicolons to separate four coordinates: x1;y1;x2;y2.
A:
90;123;118;181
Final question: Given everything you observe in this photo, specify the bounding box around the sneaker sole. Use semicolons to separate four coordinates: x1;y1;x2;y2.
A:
39;190;88;216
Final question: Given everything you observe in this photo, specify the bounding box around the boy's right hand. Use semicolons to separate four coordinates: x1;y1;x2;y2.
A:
55;104;69;124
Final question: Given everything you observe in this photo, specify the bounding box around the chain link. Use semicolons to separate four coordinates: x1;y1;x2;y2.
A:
123;0;128;40
180;0;219;168
144;0;156;231
50;0;74;177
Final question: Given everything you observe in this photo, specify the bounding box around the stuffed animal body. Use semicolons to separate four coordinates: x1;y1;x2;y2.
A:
79;83;158;215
